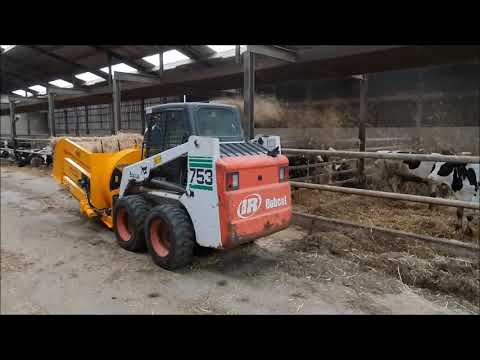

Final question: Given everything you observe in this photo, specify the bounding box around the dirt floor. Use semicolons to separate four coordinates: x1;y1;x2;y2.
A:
1;162;479;314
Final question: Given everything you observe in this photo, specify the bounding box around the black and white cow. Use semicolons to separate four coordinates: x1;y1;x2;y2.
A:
428;162;479;234
373;150;441;196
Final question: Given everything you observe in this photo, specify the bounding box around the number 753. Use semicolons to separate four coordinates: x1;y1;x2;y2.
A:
190;168;213;185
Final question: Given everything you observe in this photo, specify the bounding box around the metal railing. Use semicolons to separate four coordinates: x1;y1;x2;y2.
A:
284;148;480;164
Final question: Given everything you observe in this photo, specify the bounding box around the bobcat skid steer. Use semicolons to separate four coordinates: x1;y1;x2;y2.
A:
53;103;291;270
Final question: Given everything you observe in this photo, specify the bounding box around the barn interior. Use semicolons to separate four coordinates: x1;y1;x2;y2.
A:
1;45;479;314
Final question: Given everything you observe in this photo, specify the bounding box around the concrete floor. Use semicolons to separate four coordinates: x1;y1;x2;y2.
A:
0;164;469;314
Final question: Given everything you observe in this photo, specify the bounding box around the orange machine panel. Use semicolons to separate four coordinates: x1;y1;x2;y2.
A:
216;155;291;248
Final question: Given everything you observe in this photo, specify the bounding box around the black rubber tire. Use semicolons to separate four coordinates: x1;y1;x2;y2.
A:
113;195;150;252
145;203;195;270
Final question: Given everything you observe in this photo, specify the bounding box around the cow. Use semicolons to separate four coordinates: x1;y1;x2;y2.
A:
373;150;440;197
428;162;479;235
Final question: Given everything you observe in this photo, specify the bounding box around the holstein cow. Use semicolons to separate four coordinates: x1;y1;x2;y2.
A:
373;150;440;197
428;162;479;234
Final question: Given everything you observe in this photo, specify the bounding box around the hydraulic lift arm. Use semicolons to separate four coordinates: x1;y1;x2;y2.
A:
118;138;195;197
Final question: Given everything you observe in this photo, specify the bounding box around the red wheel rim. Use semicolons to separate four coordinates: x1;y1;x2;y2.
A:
117;208;132;241
150;218;170;257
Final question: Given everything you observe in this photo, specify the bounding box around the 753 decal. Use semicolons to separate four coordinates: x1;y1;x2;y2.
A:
188;156;214;191
190;168;213;186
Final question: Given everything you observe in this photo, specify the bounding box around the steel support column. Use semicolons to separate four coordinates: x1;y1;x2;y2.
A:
47;91;56;137
27;114;31;136
235;45;241;64
140;98;146;134
415;72;424;147
358;74;368;185
75;107;80;136
9;101;16;147
112;78;121;134
64;109;69;134
158;51;164;76
243;51;255;139
85;105;90;135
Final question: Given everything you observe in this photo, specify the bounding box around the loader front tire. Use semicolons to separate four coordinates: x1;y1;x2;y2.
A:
113;195;149;252
145;204;195;270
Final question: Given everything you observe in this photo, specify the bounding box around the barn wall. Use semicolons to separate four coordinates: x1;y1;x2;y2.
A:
0;112;49;136
262;62;480;128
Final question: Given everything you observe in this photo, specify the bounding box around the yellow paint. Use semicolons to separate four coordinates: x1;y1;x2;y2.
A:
52;138;141;228
154;154;162;165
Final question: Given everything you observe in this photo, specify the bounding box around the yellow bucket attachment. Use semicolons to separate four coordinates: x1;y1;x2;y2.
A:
52;138;141;228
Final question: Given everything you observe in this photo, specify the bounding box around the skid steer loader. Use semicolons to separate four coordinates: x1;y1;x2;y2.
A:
53;102;291;270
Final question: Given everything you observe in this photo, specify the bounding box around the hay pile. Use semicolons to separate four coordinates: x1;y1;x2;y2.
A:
285;231;479;305
293;188;480;241
211;96;344;128
50;132;144;153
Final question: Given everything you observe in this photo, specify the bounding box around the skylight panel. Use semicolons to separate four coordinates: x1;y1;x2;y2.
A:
28;85;47;95
142;50;190;67
49;79;74;88
100;63;138;74
12;89;33;97
75;72;106;85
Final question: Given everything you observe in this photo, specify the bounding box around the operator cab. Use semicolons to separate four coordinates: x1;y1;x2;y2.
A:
143;102;245;186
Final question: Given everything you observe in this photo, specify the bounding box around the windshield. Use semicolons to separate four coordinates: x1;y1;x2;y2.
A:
195;108;242;138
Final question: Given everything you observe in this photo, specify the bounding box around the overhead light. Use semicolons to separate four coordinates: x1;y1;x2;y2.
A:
75;72;106;85
12;89;33;97
142;50;190;68
28;85;47;95
49;79;74;88
100;63;138;74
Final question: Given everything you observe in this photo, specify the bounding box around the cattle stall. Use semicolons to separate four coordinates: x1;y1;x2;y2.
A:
285;148;480;255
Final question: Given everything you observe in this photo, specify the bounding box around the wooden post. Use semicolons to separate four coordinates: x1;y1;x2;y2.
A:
358;74;368;185
243;51;255;139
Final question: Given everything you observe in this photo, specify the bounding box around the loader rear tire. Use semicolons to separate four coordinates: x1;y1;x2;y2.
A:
114;195;149;252
145;204;195;270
